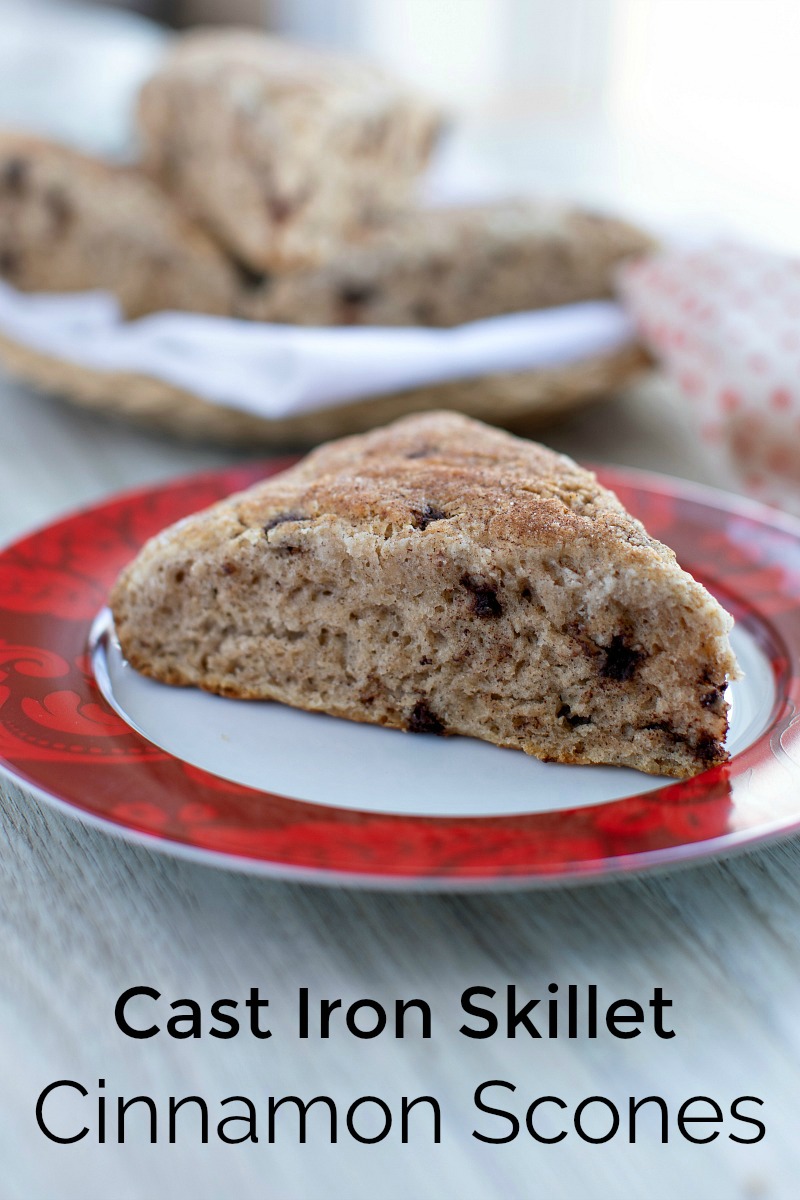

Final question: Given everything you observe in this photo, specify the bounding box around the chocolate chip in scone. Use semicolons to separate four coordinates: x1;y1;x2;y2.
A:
45;187;72;232
461;573;503;617
1;157;29;195
645;721;722;765
601;635;644;681
268;196;295;225
358;673;383;708
412;300;436;324
644;720;672;736
645;719;698;748
0;249;19;277
263;512;308;535
699;670;726;712
233;258;271;292
557;703;591;728
339;282;378;308
425;256;450;282
337;282;379;324
694;734;722;763
407;700;445;735
415;504;448;530
406;446;433;460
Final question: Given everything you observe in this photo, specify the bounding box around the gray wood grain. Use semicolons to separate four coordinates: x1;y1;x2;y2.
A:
1;369;797;1200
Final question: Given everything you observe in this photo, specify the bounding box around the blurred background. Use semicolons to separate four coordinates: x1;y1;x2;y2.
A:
1;0;799;515
1;0;799;250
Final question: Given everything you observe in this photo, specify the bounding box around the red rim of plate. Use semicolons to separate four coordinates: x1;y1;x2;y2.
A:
1;461;799;890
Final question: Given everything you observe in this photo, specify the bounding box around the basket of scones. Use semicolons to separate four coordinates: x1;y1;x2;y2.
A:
0;28;654;445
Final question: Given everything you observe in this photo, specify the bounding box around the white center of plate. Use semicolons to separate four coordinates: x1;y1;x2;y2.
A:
92;612;774;818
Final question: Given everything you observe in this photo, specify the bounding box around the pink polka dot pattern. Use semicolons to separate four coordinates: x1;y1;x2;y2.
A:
620;242;800;512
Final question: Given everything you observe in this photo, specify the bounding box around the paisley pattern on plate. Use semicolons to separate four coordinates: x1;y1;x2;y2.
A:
0;462;798;888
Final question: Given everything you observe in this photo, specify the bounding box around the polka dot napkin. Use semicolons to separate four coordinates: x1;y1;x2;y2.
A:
619;241;800;514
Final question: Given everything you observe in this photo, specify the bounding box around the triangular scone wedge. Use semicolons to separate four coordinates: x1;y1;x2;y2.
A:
111;413;740;778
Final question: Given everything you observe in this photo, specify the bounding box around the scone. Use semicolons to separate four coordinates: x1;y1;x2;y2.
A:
0;131;237;318
137;29;442;272
111;413;739;779
238;202;654;327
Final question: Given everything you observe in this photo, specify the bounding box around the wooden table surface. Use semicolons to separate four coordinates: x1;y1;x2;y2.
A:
1;370;798;1200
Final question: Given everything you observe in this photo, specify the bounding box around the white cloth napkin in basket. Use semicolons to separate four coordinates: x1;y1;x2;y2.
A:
0;281;635;420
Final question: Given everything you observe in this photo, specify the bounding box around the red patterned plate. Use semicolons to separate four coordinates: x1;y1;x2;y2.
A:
1;462;799;890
